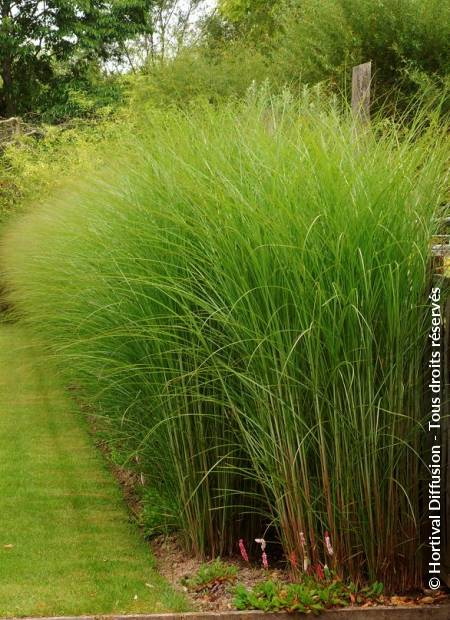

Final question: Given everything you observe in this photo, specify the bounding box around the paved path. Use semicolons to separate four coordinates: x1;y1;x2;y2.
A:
0;326;187;617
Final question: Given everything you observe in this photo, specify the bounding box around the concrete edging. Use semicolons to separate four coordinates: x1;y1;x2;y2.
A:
8;606;450;620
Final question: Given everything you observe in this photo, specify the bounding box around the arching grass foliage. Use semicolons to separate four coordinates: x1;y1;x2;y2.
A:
2;95;448;591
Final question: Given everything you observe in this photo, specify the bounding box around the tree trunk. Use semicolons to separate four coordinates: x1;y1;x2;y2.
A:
1;58;15;117
0;0;15;117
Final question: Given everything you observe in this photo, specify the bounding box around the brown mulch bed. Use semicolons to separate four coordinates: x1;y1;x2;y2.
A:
150;535;289;612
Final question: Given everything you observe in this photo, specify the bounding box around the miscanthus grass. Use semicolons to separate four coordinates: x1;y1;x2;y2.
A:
2;94;447;591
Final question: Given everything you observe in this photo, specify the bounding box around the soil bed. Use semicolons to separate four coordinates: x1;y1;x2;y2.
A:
151;536;288;612
150;536;449;614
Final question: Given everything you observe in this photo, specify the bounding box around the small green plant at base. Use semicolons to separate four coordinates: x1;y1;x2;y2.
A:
233;578;384;614
181;559;238;591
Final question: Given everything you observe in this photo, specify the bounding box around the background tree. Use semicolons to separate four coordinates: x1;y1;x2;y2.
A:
119;0;212;70
0;0;153;117
218;0;282;43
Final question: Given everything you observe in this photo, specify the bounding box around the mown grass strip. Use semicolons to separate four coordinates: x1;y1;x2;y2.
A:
0;326;189;617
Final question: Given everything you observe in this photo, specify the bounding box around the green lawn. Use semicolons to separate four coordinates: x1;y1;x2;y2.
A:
0;325;188;617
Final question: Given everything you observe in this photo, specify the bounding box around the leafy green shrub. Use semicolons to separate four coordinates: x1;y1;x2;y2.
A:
134;43;269;108
0;113;129;221
201;0;449;111
272;0;449;106
2;94;447;591
35;74;126;124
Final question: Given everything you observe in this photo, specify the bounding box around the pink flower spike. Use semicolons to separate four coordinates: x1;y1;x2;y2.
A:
324;531;334;556
239;539;249;562
262;551;269;569
299;531;307;548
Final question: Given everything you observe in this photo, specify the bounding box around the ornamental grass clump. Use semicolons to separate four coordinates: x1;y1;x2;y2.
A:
2;95;447;591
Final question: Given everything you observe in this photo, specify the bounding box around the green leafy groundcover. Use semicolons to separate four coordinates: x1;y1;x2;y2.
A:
2;94;448;592
182;559;238;591
234;578;384;614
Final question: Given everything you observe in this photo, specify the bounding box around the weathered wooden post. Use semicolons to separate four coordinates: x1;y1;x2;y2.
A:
351;61;371;124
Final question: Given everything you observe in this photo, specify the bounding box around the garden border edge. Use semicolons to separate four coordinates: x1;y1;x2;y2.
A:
6;605;450;620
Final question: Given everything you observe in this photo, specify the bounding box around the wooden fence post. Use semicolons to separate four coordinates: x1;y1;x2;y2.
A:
351;61;372;124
